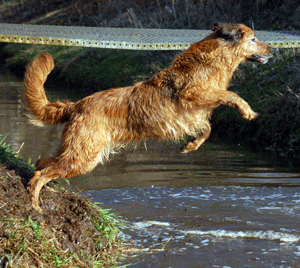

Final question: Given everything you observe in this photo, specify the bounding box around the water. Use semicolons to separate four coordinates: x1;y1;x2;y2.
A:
1;73;300;267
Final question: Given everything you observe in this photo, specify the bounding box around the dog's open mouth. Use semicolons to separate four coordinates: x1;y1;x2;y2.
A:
248;54;272;64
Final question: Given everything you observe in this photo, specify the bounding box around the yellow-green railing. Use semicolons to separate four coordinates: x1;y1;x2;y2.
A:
1;23;300;50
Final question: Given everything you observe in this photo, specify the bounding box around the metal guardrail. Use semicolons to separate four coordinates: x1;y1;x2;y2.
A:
1;23;300;50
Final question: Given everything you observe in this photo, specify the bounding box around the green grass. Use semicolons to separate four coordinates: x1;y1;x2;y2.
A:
1;211;123;267
90;202;122;242
1;43;174;94
0;134;35;177
0;135;126;267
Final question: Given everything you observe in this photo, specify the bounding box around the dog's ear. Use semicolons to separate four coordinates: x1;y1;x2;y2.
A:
212;23;243;43
212;23;222;32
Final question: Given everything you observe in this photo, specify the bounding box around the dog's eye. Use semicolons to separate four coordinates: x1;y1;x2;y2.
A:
251;38;256;43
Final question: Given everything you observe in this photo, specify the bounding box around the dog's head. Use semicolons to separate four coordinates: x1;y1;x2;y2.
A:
212;23;274;64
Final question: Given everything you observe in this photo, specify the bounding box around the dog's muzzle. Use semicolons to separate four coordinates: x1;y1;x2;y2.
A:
249;47;275;64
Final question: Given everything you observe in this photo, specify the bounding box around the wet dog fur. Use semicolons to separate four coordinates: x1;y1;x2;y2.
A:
24;23;274;211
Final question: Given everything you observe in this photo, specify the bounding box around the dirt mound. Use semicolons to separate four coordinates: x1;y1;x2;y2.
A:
0;166;123;267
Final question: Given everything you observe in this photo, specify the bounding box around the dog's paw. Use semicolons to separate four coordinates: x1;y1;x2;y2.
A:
248;111;259;121
31;201;43;213
181;147;192;154
181;142;198;154
243;110;259;121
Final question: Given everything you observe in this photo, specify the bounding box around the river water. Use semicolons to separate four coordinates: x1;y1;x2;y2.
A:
1;73;300;267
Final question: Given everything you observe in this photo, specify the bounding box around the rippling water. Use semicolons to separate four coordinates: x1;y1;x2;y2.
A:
86;181;300;267
1;74;300;267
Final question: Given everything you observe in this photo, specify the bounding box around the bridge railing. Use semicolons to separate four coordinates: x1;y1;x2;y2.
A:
1;23;300;50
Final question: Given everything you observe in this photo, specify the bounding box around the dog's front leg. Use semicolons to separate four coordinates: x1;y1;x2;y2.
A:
181;125;211;153
184;89;258;121
220;91;258;121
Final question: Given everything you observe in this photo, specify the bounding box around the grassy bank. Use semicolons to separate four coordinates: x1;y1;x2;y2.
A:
0;135;125;267
0;43;174;94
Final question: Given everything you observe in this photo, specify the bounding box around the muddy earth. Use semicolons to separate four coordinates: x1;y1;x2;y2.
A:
0;165;123;267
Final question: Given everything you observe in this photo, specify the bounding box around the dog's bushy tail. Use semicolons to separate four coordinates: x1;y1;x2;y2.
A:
24;52;75;126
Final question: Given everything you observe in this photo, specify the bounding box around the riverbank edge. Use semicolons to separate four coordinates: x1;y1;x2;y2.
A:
1;43;300;163
0;137;128;266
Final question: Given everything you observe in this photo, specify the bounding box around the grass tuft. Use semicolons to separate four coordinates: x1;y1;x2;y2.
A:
0;134;35;178
0;137;126;267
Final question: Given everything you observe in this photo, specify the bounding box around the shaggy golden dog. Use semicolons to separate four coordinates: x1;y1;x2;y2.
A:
24;23;274;211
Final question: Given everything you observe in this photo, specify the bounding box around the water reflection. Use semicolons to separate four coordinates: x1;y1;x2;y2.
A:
0;75;70;162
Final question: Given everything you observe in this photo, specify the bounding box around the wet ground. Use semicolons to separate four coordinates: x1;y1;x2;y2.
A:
1;75;300;267
0;166;122;267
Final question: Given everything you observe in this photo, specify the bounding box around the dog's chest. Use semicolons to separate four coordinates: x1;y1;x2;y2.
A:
156;107;213;139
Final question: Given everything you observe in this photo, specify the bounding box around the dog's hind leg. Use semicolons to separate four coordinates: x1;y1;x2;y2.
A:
28;169;58;212
28;125;113;211
35;157;56;171
28;145;109;212
181;125;211;153
28;159;89;212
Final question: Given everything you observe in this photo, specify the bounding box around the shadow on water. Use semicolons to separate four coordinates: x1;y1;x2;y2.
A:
1;74;300;267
